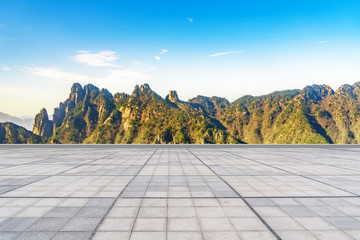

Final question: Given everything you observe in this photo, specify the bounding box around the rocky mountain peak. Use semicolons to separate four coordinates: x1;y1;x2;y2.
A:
33;108;53;138
140;83;151;92
166;90;180;103
132;85;140;97
335;84;353;95
298;84;334;102
84;84;99;95
69;83;85;104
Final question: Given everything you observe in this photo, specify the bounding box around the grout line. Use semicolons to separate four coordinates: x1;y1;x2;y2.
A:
89;148;159;240
186;148;282;240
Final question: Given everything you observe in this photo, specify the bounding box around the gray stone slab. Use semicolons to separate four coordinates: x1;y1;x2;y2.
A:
0;218;39;231
60;217;101;231
27;218;69;231
44;207;81;218
76;207;109;218
0;232;19;240
51;232;92;240
324;217;360;230
13;231;56;240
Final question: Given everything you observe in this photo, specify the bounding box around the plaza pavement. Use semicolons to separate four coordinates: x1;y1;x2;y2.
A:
0;145;359;240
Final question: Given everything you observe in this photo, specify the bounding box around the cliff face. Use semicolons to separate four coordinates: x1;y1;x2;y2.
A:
33;108;53;138
28;81;360;144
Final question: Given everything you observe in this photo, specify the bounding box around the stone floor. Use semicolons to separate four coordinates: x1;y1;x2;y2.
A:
0;146;359;240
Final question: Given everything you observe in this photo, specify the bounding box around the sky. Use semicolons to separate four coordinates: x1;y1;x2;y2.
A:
1;0;360;117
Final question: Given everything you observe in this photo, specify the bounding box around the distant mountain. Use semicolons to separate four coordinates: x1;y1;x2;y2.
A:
0;122;45;144
27;81;360;144
0;112;34;130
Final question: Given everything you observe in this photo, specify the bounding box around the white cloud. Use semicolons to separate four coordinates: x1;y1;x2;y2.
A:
209;50;244;58
318;40;330;45
24;67;93;83
187;18;193;23
159;49;168;55
154;56;161;61
1;66;10;71
73;50;121;67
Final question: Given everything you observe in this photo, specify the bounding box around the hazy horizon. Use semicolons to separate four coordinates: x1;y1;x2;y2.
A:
1;0;360;117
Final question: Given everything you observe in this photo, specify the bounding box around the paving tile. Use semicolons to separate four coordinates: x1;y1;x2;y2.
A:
13;231;56;240
277;231;318;240
98;217;134;231
138;207;167;218
76;207;109;218
168;207;197;218
0;218;39;231
130;231;166;240
51;232;92;240
167;231;202;240
264;217;305;231
27;217;69;231
196;207;226;218
93;231;130;240
60;217;101;231
203;231;240;240
168;218;201;231
311;230;354;240
324;216;360;230
108;207;139;218
344;230;360;240
44;207;81;218
230;217;268;231
0;232;19;240
199;217;234;231
280;206;317;217
238;231;277;240
294;217;337;230
133;218;166;232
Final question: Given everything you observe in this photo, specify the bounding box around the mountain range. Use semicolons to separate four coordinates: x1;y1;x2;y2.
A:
0;112;34;130
2;82;360;144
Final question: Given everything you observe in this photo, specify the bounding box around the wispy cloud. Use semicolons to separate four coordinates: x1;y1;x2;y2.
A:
209;50;244;58
1;66;10;71
159;49;168;55
24;67;92;83
73;50;121;67
187;18;193;23
154;49;168;61
318;40;330;45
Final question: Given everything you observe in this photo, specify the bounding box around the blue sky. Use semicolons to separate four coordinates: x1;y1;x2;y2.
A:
1;0;360;116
